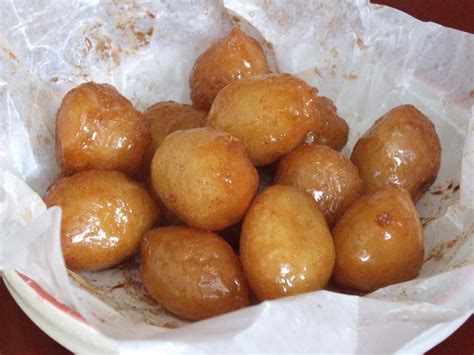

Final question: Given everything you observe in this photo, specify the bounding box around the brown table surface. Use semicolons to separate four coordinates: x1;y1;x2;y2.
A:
1;1;473;354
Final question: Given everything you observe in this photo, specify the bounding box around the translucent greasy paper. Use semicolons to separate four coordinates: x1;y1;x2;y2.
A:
1;0;473;353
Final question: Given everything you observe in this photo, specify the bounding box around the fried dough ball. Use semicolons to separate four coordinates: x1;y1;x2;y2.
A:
275;145;365;227
151;127;258;231
190;28;271;110
240;185;335;301
43;170;159;271
145;176;184;226
144;101;206;163
309;96;349;151
141;226;249;320
208;74;320;166
56;82;151;176
332;185;423;292
351;105;441;202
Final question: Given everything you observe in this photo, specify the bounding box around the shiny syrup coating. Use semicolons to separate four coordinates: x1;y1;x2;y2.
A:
332;185;424;292
351;104;441;202
151;127;258;231
43;170;160;271
309;96;349;151
144;101;207;166
189;28;271;110
275;145;365;227
141;226;249;320
240;185;335;301
56;82;151;176
208;73;320;166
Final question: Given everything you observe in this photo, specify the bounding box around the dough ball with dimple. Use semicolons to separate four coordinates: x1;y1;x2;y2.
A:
43;170;159;271
151;127;258;231
309;96;349;151
208;74;320;166
56;82;151;176
144;101;207;163
190;28;271;110
240;185;335;301
351;105;441;202
141;226;249;320
332;185;424;292
275;145;365;227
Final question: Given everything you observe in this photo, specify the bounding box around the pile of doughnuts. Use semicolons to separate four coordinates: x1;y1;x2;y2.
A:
44;28;441;321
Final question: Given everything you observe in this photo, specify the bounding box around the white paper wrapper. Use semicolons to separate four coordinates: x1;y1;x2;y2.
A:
1;0;473;353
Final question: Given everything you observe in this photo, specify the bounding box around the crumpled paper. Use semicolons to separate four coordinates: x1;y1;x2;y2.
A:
1;0;473;353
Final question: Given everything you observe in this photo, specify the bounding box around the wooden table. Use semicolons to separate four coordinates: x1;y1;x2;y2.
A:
1;1;473;354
